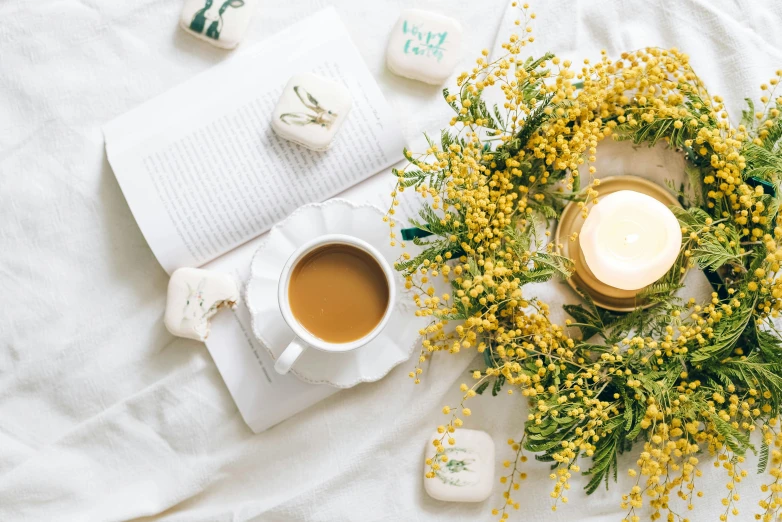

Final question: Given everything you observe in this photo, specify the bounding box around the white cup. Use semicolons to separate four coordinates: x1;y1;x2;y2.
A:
273;234;397;375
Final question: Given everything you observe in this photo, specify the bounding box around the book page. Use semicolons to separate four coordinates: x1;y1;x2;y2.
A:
103;8;406;274
200;135;431;433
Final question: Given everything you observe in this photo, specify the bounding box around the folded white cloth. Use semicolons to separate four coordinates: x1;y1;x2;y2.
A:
1;1;781;521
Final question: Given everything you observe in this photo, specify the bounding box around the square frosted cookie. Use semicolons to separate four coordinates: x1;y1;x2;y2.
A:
424;428;495;502
164;268;239;342
386;9;462;85
271;73;352;152
180;0;258;50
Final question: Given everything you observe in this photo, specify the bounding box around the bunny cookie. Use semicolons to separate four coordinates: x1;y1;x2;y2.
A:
180;0;258;50
271;73;353;152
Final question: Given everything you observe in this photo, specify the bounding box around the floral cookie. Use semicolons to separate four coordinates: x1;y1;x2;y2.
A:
164;267;239;342
424;428;495;502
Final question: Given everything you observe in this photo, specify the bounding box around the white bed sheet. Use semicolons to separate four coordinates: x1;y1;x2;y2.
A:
1;1;781;521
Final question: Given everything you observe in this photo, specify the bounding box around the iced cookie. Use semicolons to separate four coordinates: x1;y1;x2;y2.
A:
386;9;462;85
271;73;352;152
180;0;258;50
424;428;495;502
164;268;239;342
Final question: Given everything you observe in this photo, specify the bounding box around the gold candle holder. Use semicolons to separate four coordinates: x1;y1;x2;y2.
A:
554;176;682;312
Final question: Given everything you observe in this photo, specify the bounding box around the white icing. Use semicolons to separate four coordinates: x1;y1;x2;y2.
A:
424;428;495;502
386;9;462;85
164;268;239;342
271;73;352;152
179;0;258;50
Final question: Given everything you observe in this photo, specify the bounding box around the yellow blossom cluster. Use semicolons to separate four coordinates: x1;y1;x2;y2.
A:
389;3;782;521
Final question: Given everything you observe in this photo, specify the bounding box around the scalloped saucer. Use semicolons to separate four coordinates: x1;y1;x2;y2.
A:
245;199;427;388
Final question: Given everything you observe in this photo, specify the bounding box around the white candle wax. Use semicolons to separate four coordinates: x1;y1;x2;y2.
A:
579;190;682;291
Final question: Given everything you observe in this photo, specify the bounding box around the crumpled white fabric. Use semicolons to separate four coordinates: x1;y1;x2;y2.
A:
0;1;781;521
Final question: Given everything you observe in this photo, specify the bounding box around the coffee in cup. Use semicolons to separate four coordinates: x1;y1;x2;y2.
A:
274;234;396;375
288;244;389;343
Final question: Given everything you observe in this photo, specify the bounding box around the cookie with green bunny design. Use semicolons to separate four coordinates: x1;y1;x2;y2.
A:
180;0;258;50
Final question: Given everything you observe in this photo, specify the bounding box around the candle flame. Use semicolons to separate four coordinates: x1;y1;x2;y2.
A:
625;233;639;244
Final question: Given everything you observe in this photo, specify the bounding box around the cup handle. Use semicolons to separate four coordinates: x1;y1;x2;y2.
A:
274;337;307;375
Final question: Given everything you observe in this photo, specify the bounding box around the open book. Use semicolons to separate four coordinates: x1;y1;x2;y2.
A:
103;8;409;432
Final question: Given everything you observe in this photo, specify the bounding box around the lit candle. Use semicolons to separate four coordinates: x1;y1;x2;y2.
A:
579;190;682;291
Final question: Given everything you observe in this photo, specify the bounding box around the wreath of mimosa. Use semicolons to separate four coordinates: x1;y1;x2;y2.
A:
386;4;782;521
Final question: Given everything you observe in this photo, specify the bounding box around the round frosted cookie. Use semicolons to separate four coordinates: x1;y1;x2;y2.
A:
386;9;463;85
271;73;353;152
